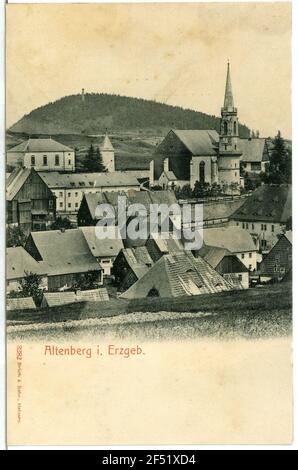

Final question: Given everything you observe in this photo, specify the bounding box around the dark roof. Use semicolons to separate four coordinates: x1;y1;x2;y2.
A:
173;129;219;156
7;138;73;153
238;138;269;163
216;254;248;274
27;229;101;276
38;171;140;189
197;245;231;267
6;167;32;201
7;247;48;280
122;247;153;279
231;184;292;223
120;251;233;299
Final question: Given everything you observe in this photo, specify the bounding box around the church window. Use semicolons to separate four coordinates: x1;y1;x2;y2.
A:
234;121;237;134
224;122;228;135
199;161;205;183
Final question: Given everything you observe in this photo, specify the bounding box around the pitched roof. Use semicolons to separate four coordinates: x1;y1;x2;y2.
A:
202;198;246;222
231;184;292;223
41;288;109;307
7;297;36;311
120;251;233;299
38;171;140;189
150;233;184;254
7;138;73;153
6;167;32;201
27;229;100;276
161;171;177;181
216;254;248;274
173;129;219;156
202;227;257;253
238;138;269;163
7;247;48;280
100;135;114;151
79;226;124;258
197;245;231;268
121;247;153;279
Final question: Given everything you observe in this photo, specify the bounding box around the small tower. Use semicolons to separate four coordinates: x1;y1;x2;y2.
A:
218;62;242;192
100;133;115;172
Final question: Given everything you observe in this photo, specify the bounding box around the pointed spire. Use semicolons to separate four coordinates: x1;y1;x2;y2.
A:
223;62;234;108
101;133;114;151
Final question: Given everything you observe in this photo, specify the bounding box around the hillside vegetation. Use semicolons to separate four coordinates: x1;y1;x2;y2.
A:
9;92;250;137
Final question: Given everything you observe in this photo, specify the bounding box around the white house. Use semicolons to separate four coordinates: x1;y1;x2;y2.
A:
7;138;75;172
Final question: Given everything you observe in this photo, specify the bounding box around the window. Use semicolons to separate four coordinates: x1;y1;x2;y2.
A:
68;153;71;156
235;163;237;168
75;192;78;197
249;264;252;270
43;155;47;166
55;155;59;166
249;253;252;258
68;203;71;208
235;172;237;177
264;224;267;231
245;223;249;229
261;224;267;231
224;121;228;135
68;159;71;165
236;222;239;226
31;155;35;166
49;200;53;209
68;192;71;197
59;202;63;208
75;203;78;208
251;162;261;171
241;253;245;259
238;275;242;281
271;225;275;232
252;223;255;230
242;223;245;229
199;161;205;183
261;239;267;249
234;121;237;134
59;191;63;197
234;145;237;150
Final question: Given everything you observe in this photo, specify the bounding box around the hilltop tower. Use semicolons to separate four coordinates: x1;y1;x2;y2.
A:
218;63;242;192
100;133;115;172
81;88;85;102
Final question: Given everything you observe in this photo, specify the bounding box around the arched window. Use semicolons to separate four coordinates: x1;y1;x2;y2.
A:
224;121;228;135
199;161;205;183
234;121;237;135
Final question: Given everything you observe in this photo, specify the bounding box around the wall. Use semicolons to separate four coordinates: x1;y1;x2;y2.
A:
234;250;258;271
24;151;75;172
230;219;285;252
100;150;115;172
191;156;218;188
218;155;240;187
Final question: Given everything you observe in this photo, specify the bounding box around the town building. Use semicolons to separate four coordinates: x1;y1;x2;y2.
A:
7;137;75;172
38;171;141;215
79;226;124;278
41;288;109;308
120;251;233;299
196;245;249;289
259;231;292;282
150;63;268;193
198;226;258;270
25;229;102;291
6;167;56;234
113;247;154;291
230;184;292;252
7;246;48;293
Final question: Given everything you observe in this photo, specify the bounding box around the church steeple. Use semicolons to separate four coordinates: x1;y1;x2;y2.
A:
223;62;234;109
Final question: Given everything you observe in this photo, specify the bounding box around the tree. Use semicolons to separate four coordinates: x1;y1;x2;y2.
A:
50;216;72;230
19;271;43;305
192;181;211;199
263;131;291;184
73;270;100;291
83;144;106;172
6;226;27;247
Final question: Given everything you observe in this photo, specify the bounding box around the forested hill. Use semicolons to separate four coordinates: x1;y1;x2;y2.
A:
9;93;250;137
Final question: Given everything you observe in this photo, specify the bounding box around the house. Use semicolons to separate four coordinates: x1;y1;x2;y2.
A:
196;245;249;289
41;288;109;308
150;63;243;192
146;233;184;262
198;226;258;270
238;138;270;174
79;226;124;277
25;229;102;291
113;247;154;291
7;137;75;172
120;251;233;299
6;167;56;234
7;297;36;312
259;231;292;282
78;190;178;227
39;171;141;215
7;246;48;293
230;184;292;252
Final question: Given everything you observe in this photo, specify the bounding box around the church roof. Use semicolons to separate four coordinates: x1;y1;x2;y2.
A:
7;138;73;153
239;138;269;163
223;62;234;108
173;129;219;156
101;134;114;151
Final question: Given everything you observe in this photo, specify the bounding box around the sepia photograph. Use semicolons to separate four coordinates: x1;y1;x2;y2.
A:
4;1;292;446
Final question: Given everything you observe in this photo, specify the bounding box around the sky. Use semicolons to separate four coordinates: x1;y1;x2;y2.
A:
6;2;292;138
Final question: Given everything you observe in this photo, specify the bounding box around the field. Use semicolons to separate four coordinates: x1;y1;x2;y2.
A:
7;282;292;341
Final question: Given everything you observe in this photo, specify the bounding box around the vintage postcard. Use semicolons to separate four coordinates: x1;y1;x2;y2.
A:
5;2;292;445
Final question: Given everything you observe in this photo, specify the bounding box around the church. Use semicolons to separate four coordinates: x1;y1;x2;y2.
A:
150;63;269;193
